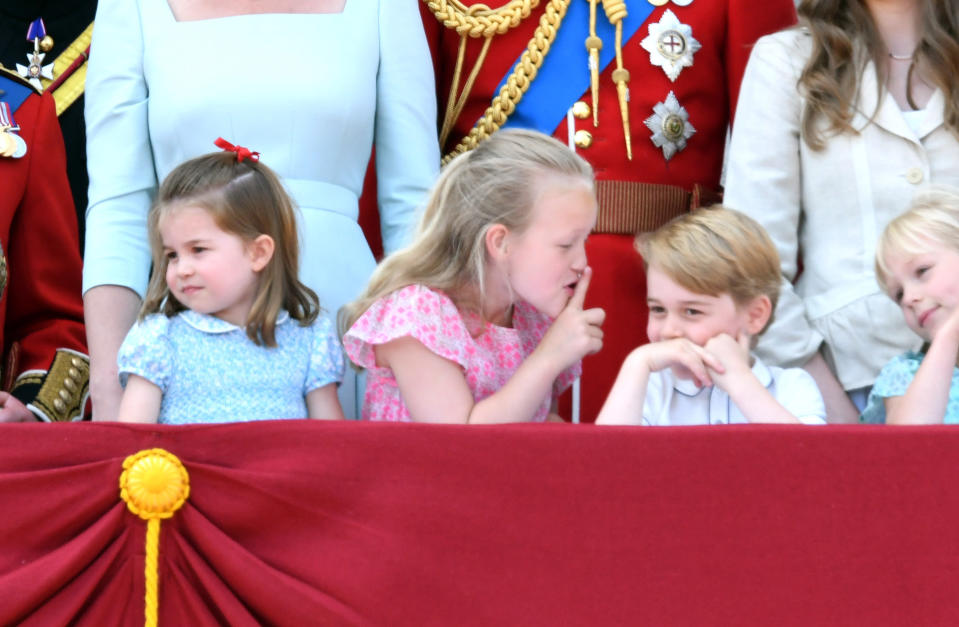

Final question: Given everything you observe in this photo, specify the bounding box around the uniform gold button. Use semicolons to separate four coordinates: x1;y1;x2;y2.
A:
68;367;80;379
59;389;71;402
905;167;924;184
572;101;591;120
574;129;593;149
53;399;66;413
64;378;77;392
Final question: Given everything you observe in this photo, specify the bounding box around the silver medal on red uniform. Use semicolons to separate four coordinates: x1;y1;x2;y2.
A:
640;9;701;82
644;91;695;161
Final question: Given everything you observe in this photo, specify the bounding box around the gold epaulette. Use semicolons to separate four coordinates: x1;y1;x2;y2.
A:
424;0;571;164
43;22;94;116
13;349;90;422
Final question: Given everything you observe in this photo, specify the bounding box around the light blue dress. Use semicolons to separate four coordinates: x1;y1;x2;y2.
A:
118;310;345;424
861;350;959;424
84;0;440;417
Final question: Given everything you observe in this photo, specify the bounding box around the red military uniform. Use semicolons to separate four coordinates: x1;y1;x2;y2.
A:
0;68;88;421
421;0;796;421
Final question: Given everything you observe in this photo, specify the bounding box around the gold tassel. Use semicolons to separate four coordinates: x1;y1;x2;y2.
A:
585;0;602;127
603;0;631;160
120;449;190;627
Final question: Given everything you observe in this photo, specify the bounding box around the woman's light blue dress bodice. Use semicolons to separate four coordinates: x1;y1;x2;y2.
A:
84;0;438;314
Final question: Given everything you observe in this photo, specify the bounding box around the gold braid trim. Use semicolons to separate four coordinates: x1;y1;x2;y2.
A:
436;0;572;164
49;22;94;116
424;0;540;38
425;0;548;150
15;349;89;422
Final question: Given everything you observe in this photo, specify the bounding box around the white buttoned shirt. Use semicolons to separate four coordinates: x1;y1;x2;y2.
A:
725;29;959;390
642;356;827;426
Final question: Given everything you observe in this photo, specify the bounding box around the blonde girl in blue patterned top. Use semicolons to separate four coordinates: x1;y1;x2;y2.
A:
115;141;345;424
863;187;959;424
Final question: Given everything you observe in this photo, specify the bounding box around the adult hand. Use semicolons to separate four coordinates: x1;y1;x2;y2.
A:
0;392;36;422
84;285;140;421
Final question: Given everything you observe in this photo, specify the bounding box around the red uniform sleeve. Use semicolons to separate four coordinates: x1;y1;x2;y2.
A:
3;89;88;421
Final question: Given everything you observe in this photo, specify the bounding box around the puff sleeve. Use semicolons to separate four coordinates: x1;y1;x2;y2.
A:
344;285;471;371
860;352;922;424
304;316;346;393
117;314;173;391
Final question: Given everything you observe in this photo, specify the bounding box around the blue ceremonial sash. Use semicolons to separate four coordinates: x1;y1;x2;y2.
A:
0;75;33;113
499;1;656;134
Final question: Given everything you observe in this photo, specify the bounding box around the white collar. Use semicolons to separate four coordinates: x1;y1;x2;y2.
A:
179;309;291;334
854;58;945;142
672;354;772;397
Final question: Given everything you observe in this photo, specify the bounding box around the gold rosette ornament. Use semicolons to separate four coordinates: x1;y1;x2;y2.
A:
119;449;190;627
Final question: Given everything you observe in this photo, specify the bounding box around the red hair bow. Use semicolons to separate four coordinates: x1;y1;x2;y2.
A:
214;137;260;163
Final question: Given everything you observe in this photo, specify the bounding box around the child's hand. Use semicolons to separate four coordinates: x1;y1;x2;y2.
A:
935;305;959;347
703;332;752;390
0;392;35;422
538;266;605;371
597;338;721;425
634;338;724;388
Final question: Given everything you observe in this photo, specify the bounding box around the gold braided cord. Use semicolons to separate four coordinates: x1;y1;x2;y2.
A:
119;449;190;627
601;0;626;23
424;0;540;38
440;32;494;147
586;0;601;127
602;0;632;160
145;519;161;627
442;0;572;164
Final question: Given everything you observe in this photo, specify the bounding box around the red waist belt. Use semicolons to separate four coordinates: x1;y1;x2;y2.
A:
593;180;722;235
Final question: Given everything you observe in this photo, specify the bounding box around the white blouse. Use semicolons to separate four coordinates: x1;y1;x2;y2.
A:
725;29;959;390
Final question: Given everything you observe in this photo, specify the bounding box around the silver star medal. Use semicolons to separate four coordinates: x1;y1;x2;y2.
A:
16;50;54;91
644;91;695;161
640;9;701;82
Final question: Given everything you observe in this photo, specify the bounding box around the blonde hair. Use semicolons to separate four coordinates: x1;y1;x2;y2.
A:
636;206;781;331
340;129;594;334
797;0;959;150
143;151;318;346
875;186;959;295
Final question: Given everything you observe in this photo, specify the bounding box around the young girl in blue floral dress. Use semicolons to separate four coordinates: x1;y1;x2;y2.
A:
115;140;345;424
863;187;959;424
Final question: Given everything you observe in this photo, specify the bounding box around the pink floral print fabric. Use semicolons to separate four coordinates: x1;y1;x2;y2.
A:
344;285;580;422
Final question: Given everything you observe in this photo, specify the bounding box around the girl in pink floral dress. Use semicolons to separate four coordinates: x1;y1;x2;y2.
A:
341;129;605;423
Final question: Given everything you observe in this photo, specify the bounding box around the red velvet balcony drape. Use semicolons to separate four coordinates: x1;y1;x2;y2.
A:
1;421;958;625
